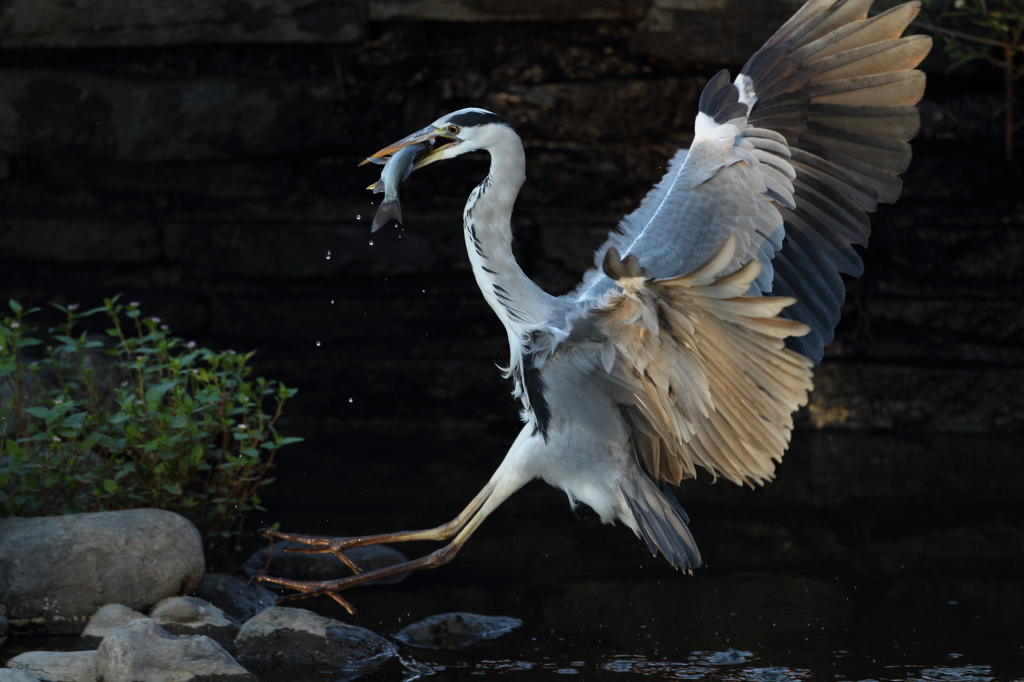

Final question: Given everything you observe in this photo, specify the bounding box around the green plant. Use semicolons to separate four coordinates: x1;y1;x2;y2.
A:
0;297;302;560
918;0;1023;161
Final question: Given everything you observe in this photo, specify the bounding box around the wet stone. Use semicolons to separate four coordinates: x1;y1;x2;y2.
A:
243;540;409;586
0;510;205;634
6;650;96;682
393;612;523;650
234;606;395;678
193;574;276;623
79;604;148;647
95;618;254;682
0;669;44;682
148;596;241;650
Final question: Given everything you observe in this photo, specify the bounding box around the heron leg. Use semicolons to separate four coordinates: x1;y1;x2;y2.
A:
252;424;540;612
252;473;518;613
257;481;496;573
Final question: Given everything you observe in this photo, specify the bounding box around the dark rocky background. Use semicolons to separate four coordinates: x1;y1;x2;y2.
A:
1;0;1021;582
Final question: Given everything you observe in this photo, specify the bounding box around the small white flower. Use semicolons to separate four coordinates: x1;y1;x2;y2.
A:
120;380;129;387
10;322;19;329
160;324;169;331
67;303;79;311
237;423;247;430
186;341;197;348
52;436;61;443
129;301;139;307
55;398;63;404
151;317;161;323
954;0;965;7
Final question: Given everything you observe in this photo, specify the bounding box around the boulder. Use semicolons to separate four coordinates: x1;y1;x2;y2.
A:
0;0;364;49
148;597;241;649
80;604;148;647
394;612;522;650
192;574;275;623
243;540;408;586
95;619;254;682
234;606;394;678
0;670;45;682
6;651;96;682
0;510;204;634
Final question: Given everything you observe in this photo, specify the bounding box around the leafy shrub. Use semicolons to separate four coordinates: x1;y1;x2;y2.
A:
0;297;301;558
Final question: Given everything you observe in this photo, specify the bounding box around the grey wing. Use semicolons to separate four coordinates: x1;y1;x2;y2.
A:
569;0;930;363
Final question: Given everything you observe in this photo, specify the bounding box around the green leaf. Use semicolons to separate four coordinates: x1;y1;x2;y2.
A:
145;380;181;404
103;479;119;494
163;483;183;495
62;412;88;429
5;439;24;457
9;300;22;313
276;437;304;447
24;406;53;420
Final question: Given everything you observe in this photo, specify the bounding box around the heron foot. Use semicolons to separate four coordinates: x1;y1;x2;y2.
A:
259;528;364;574
250;542;460;614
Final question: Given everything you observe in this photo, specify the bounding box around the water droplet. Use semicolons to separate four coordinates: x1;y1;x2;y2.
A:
330;299;335;304
315;340;321;347
368;240;374;246
326;250;331;260
348;397;353;403
356;214;362;220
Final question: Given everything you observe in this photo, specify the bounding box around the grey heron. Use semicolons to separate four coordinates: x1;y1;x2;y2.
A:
255;0;931;613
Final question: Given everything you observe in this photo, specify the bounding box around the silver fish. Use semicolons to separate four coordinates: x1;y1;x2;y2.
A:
367;141;432;232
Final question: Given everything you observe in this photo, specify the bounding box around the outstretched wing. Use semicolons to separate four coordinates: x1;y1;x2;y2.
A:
591;237;815;487
571;0;930;363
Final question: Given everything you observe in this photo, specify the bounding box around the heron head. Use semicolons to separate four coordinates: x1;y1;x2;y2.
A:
362;108;514;169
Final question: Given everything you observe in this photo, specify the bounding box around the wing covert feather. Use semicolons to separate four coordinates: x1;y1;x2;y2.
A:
591;237;814;487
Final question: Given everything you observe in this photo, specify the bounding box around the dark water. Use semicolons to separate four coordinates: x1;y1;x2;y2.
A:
4;433;1022;681
241;461;1024;682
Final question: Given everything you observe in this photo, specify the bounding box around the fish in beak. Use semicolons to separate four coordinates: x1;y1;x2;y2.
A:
360;127;460;170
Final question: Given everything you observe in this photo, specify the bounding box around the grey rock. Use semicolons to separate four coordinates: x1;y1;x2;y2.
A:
164;223;436;278
6;651;96;682
0;70;352;162
148;597;241;649
0;509;204;634
0;0;363;49
95;618;255;682
393;612;522;650
804;363;1024;433
630;0;804;63
193;574;276;623
80;605;148;646
1;605;7;646
235;607;395;677
0;670;44;682
368;0;628;22
243;540;409;586
0;221;161;263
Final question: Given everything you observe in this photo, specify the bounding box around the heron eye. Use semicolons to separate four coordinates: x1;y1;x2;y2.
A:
447;125;460;135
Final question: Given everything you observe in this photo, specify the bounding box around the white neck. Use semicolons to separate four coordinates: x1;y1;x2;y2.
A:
462;126;551;334
460;126;560;419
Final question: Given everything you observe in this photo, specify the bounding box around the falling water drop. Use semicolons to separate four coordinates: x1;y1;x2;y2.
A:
348;397;353;403
326;250;331;260
368;240;374;246
356;214;362;221
331;299;335;304
315;340;321;347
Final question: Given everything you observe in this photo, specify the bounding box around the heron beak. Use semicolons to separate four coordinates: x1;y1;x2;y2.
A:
359;127;460;168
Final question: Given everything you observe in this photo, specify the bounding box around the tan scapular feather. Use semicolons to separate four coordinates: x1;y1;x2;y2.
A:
596;236;815;488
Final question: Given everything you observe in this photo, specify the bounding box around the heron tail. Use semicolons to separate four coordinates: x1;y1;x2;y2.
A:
371;198;403;232
618;476;702;572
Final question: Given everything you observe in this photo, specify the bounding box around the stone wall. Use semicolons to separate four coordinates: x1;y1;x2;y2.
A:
1;0;1021;564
